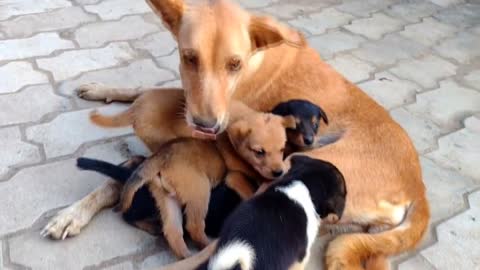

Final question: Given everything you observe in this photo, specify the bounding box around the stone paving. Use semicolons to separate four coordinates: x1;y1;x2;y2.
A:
0;0;479;269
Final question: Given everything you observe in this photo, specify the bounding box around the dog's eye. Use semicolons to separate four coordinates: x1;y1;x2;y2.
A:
227;57;242;72
252;148;265;158
183;51;198;68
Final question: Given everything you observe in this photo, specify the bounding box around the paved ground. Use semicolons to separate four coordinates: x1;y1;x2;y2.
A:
0;0;479;269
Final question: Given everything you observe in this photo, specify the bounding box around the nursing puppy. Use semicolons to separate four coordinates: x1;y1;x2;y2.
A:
197;156;346;270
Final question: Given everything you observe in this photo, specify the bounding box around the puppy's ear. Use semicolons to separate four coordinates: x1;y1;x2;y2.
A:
318;107;329;125
228;120;251;146
282;115;297;129
249;16;305;52
146;0;184;36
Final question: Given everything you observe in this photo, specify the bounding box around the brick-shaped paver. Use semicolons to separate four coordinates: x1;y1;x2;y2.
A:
399;17;457;47
463;70;480;91
74;16;159;48
308;30;365;59
359;72;419;109
344;13;405;40
0;0;71;20
0;7;97;38
427;116;480;181
434;32;480;64
0;84;70;126
36;42;138;81
0;127;41;179
0;33;74;61
84;0;152;20
0;61;48;94
421;190;480;269
26;105;133;158
326;54;375;83
389;55;457;88
385;0;440;23
289;8;354;35
133;32;177;57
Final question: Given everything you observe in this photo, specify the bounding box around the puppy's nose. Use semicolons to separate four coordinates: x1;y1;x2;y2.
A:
303;136;314;145
272;170;283;178
192;117;217;130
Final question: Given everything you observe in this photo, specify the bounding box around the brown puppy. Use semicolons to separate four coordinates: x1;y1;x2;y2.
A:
44;0;429;269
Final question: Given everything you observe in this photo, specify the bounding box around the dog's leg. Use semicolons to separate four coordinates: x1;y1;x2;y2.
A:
159;240;218;270
76;83;148;103
224;172;255;200
41;180;121;240
184;181;211;248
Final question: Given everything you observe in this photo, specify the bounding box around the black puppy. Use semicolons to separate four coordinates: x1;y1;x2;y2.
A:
197;156;346;270
272;99;328;147
76;156;242;237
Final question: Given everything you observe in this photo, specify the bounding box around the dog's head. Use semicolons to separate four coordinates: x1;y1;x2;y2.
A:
271;99;328;148
227;113;296;180
147;0;304;136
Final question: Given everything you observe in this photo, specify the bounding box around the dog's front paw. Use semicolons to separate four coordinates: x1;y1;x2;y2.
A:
41;203;92;240
76;83;113;103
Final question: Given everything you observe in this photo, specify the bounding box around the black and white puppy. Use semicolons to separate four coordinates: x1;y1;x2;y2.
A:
197;155;346;270
272;99;328;148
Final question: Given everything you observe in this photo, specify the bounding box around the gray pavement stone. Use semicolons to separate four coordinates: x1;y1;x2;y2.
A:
435;32;480;64
308;30;366;59
398;255;436;270
0;7;96;38
326;54;376;83
434;3;480;29
0;127;41;179
426;116;480;181
389;55;457;88
464;70;480;91
82;137;150;163
429;0;466;7
0;33;74;61
262;3;317;20
140;251;177;269
344;13;404;40
335;0;397;17
421;190;480;269
399;17;457;47
236;0;278;9
289;8;354;35
74;16;160;48
103;262;135;270
36;42;138;81
385;0;440;23
0;61;48;94
0;0;71;20
8;211;156;270
0;84;70;126
154;50;180;75
406;80;480;131
351;34;426;66
390;108;442;154
133;31;177;57
358;72;419;109
84;0;152;20
26;104;133;158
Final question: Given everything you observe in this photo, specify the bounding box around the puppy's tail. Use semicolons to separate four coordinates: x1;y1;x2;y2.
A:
76;158;133;183
90;107;134;127
208;241;256;270
326;196;430;268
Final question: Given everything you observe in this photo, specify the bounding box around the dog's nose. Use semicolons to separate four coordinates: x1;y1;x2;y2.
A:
303;136;314;145
192;117;217;130
272;170;283;178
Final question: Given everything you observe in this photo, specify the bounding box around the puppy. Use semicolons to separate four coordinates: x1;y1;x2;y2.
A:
272;99;328;148
196;156;346;270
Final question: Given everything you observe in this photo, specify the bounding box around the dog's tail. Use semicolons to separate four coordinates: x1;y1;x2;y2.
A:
208;241;256;270
326;196;429;268
76;158;133;183
89;107;134;127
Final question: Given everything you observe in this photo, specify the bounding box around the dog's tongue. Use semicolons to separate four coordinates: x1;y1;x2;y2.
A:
192;129;217;140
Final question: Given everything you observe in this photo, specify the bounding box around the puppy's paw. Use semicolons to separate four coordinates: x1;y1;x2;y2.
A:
41;203;92;240
76;83;113;103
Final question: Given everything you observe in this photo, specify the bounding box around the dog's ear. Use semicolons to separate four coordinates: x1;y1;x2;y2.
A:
228;119;252;146
249;16;305;51
282;115;297;129
146;0;184;36
318;107;329;125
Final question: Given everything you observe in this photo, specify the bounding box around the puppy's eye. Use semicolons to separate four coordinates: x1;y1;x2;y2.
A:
182;51;198;68
227;57;242;72
251;148;265;158
313;122;319;130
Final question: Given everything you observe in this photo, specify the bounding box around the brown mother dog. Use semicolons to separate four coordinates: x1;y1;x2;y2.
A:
43;0;429;269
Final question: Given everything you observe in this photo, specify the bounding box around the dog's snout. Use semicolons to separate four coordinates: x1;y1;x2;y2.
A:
303;136;314;145
272;170;283;178
192;117;218;130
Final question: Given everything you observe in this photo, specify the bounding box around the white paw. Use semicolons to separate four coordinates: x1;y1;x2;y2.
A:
41;204;91;240
76;83;113;103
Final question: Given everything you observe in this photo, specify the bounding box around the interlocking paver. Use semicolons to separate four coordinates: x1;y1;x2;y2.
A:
0;61;48;94
262;3;316;20
434;32;480;64
0;7;97;38
399;255;436;270
84;0;152;20
428;0;465;7
464;70;480;91
427;116;480;181
0;127;41;179
385;0;440;23
140;251;177;270
421;190;480;269
0;33;74;61
0;0;71;20
399;17;457;47
36;42;138;81
0;84;70;126
433;3;480;28
326;54;376;83
289;8;354;35
74;16;160;48
308;30;366;59
104;262;135;270
236;0;278;9
26;105;133;158
154;50;180;76
389;55;457;88
359;72;419;109
133;31;177;57
344;13;405;40
335;0;397;17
